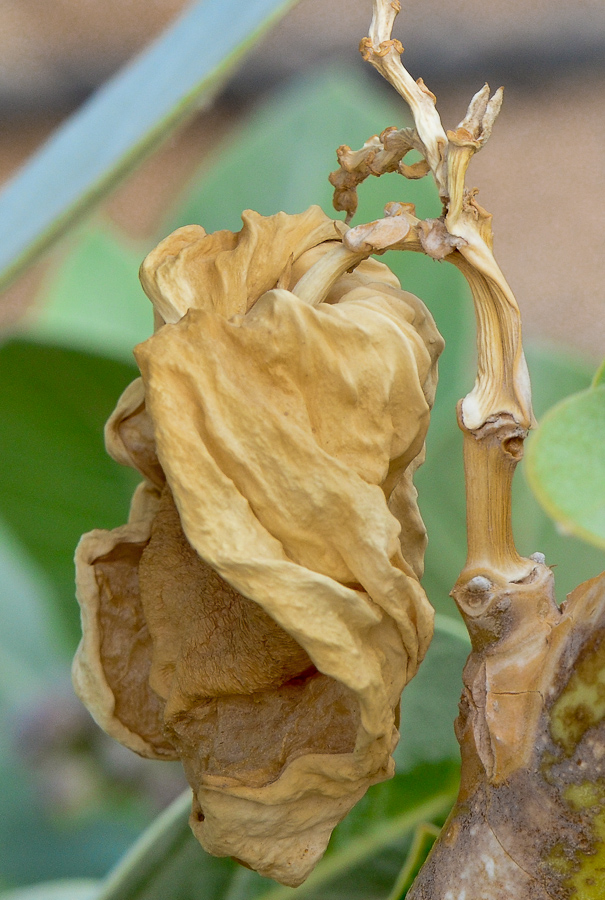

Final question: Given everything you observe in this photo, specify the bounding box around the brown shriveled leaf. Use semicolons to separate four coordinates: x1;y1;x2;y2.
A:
72;207;443;886
408;567;605;899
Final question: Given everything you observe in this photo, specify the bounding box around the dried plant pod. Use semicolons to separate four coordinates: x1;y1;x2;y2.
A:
73;206;443;886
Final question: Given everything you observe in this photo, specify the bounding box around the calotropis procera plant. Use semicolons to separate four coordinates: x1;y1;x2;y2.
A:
73;204;443;886
330;1;605;898
70;3;605;899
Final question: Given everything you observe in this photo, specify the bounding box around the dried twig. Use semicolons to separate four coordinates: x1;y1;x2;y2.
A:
336;3;605;897
335;0;534;584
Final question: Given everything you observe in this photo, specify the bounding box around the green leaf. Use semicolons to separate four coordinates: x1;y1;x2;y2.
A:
384;823;440;900
0;0;299;291
0;745;146;888
0;340;139;650
592;357;605;388
94;791;233;900
0;882;99;900
22;228;151;364
526;382;605;550
0;518;63;699
514;345;605;596
395;617;469;773
166;68;442;236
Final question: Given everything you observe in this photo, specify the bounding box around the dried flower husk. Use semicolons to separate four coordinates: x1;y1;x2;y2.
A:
73;205;443;886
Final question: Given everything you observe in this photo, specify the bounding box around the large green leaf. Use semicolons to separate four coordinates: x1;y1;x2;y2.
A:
0;0;299;291
526;373;605;550
165;69;442;235
592;356;605;387
23;228;150;365
0;518;62;699
0;882;99;900
0;340;139;650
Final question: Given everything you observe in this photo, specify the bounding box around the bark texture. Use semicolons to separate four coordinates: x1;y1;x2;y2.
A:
408;569;605;900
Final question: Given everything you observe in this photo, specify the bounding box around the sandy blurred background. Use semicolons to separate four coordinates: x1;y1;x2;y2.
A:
0;0;603;359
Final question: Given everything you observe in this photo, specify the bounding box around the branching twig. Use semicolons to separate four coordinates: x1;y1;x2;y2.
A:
333;0;536;584
359;0;449;201
328;4;605;897
329;127;429;223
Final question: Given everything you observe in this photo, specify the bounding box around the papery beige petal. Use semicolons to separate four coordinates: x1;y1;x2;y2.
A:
73;481;177;760
139;206;342;322
133;269;441;881
104;378;164;487
75;207;443;886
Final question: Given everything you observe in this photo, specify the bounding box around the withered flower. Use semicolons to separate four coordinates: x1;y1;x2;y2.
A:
73;205;443;886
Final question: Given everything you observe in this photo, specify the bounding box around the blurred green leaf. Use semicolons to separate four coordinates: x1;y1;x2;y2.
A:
0;340;138;650
384;823;440;900
0;748;145;889
0;518;62;699
395;617;468;773
0;0;300;291
166;68;442;236
22;228;150;364
526;381;605;550
592;357;605;387
0;882;99;900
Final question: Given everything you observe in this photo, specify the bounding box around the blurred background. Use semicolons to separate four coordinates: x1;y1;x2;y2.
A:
0;0;604;353
0;1;602;895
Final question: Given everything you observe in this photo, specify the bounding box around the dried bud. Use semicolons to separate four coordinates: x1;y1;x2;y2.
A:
73;206;443;886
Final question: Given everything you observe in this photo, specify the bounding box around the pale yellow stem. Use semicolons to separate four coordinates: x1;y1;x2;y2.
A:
290;243;369;307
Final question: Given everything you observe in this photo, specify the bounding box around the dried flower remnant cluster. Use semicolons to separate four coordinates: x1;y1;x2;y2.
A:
330;1;605;897
73;205;443;886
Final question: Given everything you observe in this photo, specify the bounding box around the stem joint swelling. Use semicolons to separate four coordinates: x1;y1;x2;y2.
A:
456;404;533;590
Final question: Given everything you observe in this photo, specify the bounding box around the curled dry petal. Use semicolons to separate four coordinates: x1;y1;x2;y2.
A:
73;206;443;886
